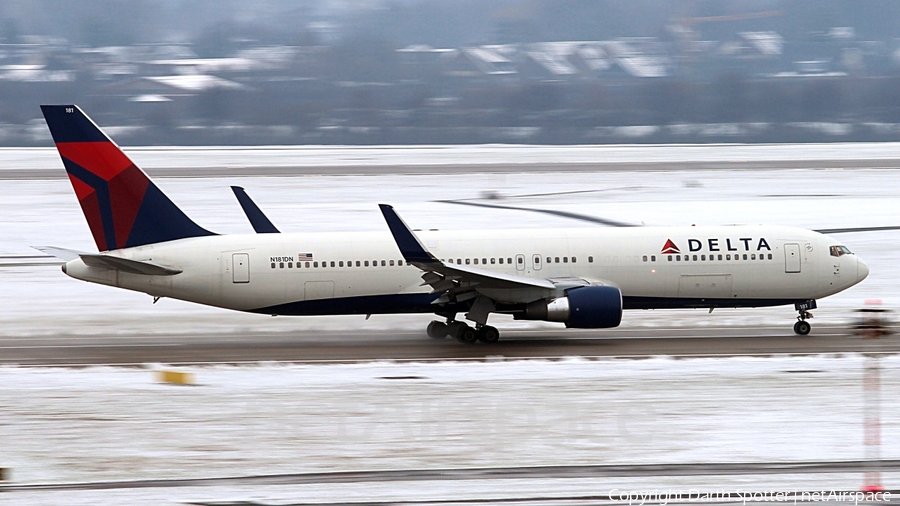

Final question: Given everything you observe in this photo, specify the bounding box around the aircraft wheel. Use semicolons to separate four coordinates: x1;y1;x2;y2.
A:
426;321;448;339
455;324;478;344
477;325;500;343
794;320;811;336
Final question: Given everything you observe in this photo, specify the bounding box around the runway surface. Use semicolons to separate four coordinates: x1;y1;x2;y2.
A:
4;460;899;490
1;325;899;366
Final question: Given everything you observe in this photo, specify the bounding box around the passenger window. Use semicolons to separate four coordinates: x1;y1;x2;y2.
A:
668;256;673;262
743;254;748;260
751;254;756;260
563;257;568;263
643;255;648;262
508;258;513;264
271;262;276;269
546;257;551;263
474;258;479;265
768;254;773;260
278;262;283;268
693;255;698;261
482;258;487;264
305;262;310;268
717;255;722;260
314;262;318;268
651;255;656;262
491;258;496;264
554;257;560;263
572;257;576;263
676;255;681;261
364;261;369;267
700;255;705;261
498;258;503;264
457;258;462;264
390;260;394;266
380;260;385;266
517;257;523;264
338;261;343;267
725;255;730;261
589;256;594;263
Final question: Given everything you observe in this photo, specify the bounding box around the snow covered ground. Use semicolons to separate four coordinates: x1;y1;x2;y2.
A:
1;355;899;504
2;142;900;172
0;149;898;336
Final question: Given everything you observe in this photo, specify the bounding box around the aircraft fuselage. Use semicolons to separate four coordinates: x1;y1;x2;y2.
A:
62;225;868;317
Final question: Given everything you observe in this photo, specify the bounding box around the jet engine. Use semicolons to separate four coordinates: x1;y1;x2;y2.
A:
521;286;623;328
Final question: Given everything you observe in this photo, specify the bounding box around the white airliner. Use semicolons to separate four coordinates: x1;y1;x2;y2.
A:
38;105;870;343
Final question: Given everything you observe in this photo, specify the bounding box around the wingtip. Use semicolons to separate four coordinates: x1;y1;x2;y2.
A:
378;204;435;264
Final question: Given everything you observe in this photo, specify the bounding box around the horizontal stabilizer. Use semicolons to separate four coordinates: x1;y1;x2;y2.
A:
34;245;181;275
33;245;84;262
80;254;182;275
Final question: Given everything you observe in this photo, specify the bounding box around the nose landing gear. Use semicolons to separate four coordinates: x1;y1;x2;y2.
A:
793;316;812;336
793;300;816;335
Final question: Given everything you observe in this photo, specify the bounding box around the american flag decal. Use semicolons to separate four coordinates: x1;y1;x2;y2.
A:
298;253;314;261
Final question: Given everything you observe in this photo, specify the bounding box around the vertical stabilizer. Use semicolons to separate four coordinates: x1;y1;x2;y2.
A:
41;105;214;251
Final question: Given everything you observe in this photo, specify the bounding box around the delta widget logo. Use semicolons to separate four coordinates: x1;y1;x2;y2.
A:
661;239;680;254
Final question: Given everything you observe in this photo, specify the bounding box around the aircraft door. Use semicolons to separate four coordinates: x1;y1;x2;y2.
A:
516;254;525;271
532;254;542;270
305;281;334;300
785;243;801;273
232;253;250;283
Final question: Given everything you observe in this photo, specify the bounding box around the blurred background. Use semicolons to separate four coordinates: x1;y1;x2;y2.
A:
2;0;900;146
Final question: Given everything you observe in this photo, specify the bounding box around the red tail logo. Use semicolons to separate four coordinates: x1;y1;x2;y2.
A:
661;239;680;254
42;105;214;252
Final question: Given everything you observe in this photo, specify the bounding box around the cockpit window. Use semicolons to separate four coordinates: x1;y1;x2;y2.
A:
830;245;852;257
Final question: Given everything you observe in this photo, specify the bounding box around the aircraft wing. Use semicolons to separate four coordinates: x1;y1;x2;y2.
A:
34;246;182;276
438;199;638;227
231;186;280;233
441;200;900;235
379;204;586;306
814;225;900;234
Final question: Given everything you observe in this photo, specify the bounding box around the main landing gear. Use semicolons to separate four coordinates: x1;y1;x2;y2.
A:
426;319;500;344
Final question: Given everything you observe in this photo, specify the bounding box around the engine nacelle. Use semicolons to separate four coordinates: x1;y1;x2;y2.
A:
523;286;623;328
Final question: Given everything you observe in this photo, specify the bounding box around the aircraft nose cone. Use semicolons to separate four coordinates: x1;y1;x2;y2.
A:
857;257;870;281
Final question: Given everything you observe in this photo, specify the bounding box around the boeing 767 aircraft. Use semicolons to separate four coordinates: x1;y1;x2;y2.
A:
38;105;869;343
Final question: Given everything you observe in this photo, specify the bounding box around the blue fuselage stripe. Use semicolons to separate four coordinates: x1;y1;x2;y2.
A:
250;294;801;316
